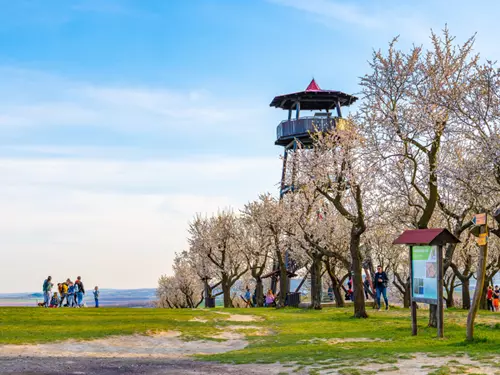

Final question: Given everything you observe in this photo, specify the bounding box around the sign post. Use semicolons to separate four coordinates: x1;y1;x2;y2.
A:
393;229;460;338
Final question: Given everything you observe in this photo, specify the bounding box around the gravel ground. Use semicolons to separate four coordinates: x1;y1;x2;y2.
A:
0;357;288;375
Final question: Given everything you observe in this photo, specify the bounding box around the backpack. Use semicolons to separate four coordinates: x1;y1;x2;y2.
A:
62;283;68;294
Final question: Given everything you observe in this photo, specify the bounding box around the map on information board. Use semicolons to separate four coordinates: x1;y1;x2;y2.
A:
411;245;438;303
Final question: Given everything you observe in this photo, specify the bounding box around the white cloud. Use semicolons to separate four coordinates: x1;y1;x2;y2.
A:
268;0;431;42
0;155;281;293
0;67;268;136
269;0;382;29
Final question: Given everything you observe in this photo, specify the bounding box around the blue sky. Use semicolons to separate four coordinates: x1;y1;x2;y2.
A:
1;0;500;293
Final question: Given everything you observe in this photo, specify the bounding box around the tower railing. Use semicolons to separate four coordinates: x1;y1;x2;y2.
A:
276;116;338;140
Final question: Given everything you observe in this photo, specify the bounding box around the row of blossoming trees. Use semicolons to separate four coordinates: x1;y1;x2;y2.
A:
157;29;500;322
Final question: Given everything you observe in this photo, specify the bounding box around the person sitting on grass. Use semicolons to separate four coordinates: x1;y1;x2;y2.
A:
93;286;100;308
265;289;275;307
374;265;389;311
49;292;60;308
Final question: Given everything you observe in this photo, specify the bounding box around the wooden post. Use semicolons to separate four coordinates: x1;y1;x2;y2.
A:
409;246;417;336
335;100;342;118
467;222;488;341
437;245;444;338
295;101;300;120
288;108;292;121
411;301;418;336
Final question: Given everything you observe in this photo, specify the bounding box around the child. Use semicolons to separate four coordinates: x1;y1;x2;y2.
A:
50;292;60;308
59;282;68;307
93;286;100;308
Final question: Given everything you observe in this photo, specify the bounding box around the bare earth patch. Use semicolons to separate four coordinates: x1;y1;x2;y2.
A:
306;354;497;375
214;312;262;322
0;331;247;359
189;317;208;323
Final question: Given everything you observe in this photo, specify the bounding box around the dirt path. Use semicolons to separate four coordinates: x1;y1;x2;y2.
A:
0;331;247;359
0;313;289;374
0;357;289;375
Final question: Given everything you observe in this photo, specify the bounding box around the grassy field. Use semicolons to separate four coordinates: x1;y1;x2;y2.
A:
0;306;499;366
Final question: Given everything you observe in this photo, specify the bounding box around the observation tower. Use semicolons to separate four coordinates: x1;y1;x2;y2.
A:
269;79;358;298
271;78;358;197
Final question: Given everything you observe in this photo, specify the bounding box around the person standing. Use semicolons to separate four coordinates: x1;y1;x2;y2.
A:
363;278;371;300
76;276;85;307
93;286;100;308
487;285;494;312
59;281;68;307
494;285;500;312
42;276;53;308
374;265;389;310
67;281;75;307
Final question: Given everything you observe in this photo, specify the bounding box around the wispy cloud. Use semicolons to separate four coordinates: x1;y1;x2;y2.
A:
269;0;382;29
0;67;268;136
268;0;431;42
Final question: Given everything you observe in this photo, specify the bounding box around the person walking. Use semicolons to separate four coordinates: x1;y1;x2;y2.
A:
487;285;494;312
42;276;53;308
244;286;252;308
374;265;389;310
75;276;85;307
93;286;100;308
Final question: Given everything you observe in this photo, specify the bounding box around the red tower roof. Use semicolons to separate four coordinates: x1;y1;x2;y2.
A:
305;78;321;92
270;80;358;110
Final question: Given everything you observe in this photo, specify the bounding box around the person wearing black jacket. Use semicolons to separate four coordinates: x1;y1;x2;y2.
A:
76;276;85;307
373;265;389;310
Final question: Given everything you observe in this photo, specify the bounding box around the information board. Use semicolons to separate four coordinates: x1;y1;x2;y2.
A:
411;245;438;303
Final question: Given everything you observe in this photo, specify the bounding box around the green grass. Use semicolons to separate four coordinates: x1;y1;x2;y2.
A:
0;306;499;366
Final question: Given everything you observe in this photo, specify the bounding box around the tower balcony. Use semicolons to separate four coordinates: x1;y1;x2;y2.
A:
275;116;343;146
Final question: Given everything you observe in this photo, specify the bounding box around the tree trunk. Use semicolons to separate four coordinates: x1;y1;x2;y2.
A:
480;280;490;310
277;251;287;307
221;275;233;308
467;242;487;341
445;290;454;308
255;277;264;307
462;278;471;310
310;255;323;310
330;274;345;308
350;227;367;318
403;286;411;308
428;304;438;327
324;259;345;307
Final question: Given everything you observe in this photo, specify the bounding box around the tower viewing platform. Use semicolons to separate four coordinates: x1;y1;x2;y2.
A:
270;79;358;146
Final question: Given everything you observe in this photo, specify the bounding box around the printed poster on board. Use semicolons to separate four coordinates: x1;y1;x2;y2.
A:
411;245;438;303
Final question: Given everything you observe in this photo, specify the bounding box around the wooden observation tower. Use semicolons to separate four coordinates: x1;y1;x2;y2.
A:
268;79;358;298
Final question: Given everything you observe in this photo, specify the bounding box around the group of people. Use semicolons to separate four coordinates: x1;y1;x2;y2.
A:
242;287;276;307
42;276;100;308
342;266;390;311
487;285;500;312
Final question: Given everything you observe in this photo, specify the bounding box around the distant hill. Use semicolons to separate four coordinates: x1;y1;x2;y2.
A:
0;288;157;307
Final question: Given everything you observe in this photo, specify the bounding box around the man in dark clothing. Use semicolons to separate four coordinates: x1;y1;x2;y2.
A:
374;265;389;310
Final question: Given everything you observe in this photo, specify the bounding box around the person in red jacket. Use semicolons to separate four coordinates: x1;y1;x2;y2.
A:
487;285;494;312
